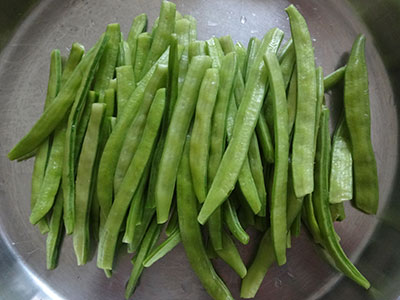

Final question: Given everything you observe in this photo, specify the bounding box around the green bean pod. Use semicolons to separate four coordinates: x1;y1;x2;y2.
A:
155;55;212;224
177;137;234;300
184;14;197;42
244;37;260;82
73;103;106;265
198;28;283;225
62;35;109;234
263;51;289;266
127;13;148;71
175;18;190;95
143;228;181;267
97;88;165;270
286;4;318;198
324;65;346;91
133;32;152;81
114;64;167;193
188;41;207;62
190;68;219;203
117;40;132;67
93;24;121;92
140;1;176;77
206;37;224;68
46;189;64;269
116;65;136;116
223;199;250;245
312;106;370;289
29;49;62;232
125;218;161;299
344;34;378;214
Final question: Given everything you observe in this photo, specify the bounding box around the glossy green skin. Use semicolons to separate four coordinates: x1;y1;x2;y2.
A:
314;67;325;149
97;88;165;270
155;55;212;224
165;208;178;236
7;39;100;161
286;4;318;198
73;103;105;265
344;34;379;214
29;49;62;231
46;190;64;270
96;50;168;235
324;65;346;91
133;32;152;81
264;51;289;266
125;218;161;299
127;13;148;71
313;107;370;289
93;24;121;92
62;35;108;235
114;65;167;193
218;35;235;56
190;68;219;203
329;116;353;204
177;138;234;300
143;228;181;267
197;28;283;225
141;1;176;77
116;65;136;116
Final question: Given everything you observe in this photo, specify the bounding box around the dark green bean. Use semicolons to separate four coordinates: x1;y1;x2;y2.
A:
330;202;346;222
244;37;260;82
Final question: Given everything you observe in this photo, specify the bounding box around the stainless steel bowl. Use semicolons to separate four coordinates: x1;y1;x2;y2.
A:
0;0;398;299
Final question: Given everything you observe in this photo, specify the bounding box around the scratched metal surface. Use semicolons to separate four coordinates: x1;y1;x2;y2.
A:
0;0;399;299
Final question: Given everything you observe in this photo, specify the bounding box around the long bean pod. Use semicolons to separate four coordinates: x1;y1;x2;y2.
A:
344;34;378;214
286;5;317;198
